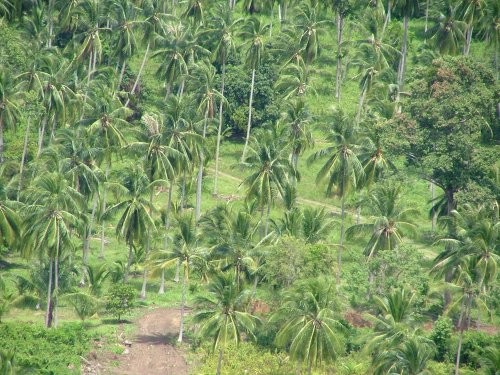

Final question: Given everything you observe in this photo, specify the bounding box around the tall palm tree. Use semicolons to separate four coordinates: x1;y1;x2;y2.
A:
128;113;180;298
22;173;84;328
107;166;156;283
204;8;242;195
290;3;330;79
201;205;258;289
432;205;499;291
330;0;351;101
0;69;21;163
281;99;313;183
127;0;171;106
307;110;365;284
346;185;417;259
241;132;297;238
84;88;131;258
275;61;316;100
239;17;269;162
0;181;21;248
458;0;485;55
191;62;224;221
393;0;419;90
110;0;140;89
150;213;207;342
193;272;260;375
273;278;345;375
428;1;466;55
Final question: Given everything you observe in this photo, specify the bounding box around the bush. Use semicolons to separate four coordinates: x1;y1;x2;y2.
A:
105;283;136;322
196;343;295;375
0;322;90;374
430;316;453;361
454;331;500;369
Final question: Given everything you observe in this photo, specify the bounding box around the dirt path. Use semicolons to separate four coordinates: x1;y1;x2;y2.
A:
100;308;190;375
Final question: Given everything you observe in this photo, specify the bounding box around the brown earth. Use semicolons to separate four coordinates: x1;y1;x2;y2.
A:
85;308;190;375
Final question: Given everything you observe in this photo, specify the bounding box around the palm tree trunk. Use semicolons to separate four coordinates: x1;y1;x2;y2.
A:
180;170;186;211
164;82;172;100
241;68;256;162
37;100;52;158
17;119;30;200
99;163;110;259
174;260;180;282
213;57;226;196
216;348;224;375
431;182;436;232
335;13;344;101
265;201;271;237
117;61;127;91
178;265;187;342
126;42;150;107
269;5;274;37
356;82;368;124
47;0;54;48
464;26;473;56
159;182;173;294
45;259;54;328
397;15;409;90
455;294;472;375
382;0;391;39
54;237;60;328
337;195;345;286
307;359;312;375
159;270;166;294
424;0;430;33
141;190;154;299
124;243;133;283
195;109;209;222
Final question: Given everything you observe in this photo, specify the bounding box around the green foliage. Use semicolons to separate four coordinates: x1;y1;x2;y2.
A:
455;331;500;369
430;316;453;361
223;62;281;136
263;238;336;289
105;283;136;322
0;322;90;374
197;343;295;375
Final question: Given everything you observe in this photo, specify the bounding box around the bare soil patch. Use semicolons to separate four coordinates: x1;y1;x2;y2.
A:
86;308;190;375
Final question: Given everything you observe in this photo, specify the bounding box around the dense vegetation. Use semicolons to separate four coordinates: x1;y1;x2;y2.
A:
0;0;499;374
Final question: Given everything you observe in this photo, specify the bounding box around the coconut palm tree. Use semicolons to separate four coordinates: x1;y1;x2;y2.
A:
0;181;21;248
372;337;435;375
272;278;345;375
0;68;21;163
241;132;297;238
239;17;270;162
393;0;419;90
432;204;500;291
204;8;242;195
126;0;171;106
346;184;417;259
150;213;207;342
330;0;351;101
193;272;259;375
190;62;225;221
307;110;365;284
128;113;180;298
110;0;140;89
201;205;258;289
290;3;330;79
367;288;417;353
281;99;313;183
479;346;500;375
458;0;485;55
107;166;156;283
22;172;84;328
275;61;317;100
428;1;466;55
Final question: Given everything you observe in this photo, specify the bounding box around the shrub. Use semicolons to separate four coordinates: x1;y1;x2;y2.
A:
430;316;453;361
106;283;136;322
0;322;90;374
